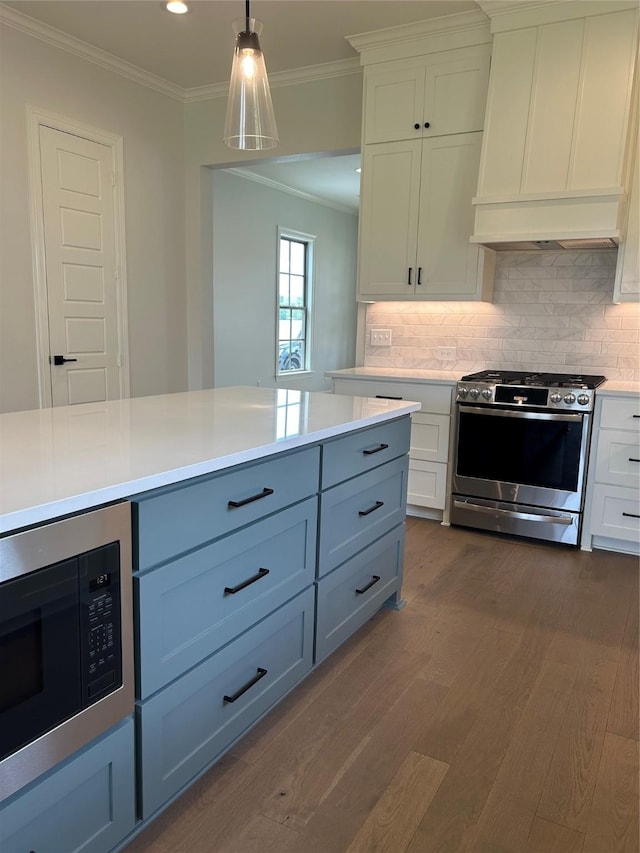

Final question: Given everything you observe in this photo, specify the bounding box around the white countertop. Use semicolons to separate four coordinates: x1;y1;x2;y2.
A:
598;379;640;397
325;367;459;384
0;386;419;534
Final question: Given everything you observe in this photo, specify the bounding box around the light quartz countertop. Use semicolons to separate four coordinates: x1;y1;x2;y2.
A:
325;367;459;384
598;379;640;397
0;386;419;534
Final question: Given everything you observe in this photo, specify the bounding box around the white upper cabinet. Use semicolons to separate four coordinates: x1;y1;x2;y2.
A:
473;1;639;244
614;115;640;302
363;50;491;144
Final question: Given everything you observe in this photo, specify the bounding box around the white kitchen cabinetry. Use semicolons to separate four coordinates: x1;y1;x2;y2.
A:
473;2;639;244
582;393;640;554
363;49;490;144
349;18;495;302
358;132;495;301
614;117;639;301
330;376;454;518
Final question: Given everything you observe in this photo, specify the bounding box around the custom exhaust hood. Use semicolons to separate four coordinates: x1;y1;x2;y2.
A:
471;0;638;252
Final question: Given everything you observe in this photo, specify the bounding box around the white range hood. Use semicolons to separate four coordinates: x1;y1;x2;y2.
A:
471;0;638;250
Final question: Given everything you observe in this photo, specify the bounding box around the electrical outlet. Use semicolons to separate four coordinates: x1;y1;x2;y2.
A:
435;346;456;360
370;329;392;347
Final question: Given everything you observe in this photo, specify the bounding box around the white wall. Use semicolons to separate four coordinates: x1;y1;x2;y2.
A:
0;24;187;412
212;171;358;391
183;73;364;390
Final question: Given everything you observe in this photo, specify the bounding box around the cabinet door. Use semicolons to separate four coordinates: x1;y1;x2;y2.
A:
364;63;426;144
614;118;640;302
423;54;490;138
358;140;421;299
416;132;485;298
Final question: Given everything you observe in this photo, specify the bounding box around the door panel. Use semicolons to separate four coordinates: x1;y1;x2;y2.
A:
39;126;122;406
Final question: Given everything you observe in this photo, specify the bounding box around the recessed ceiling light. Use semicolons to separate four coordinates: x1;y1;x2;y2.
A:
355;167;361;173
166;1;189;14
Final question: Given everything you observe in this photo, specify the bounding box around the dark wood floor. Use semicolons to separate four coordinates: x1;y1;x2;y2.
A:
125;518;639;853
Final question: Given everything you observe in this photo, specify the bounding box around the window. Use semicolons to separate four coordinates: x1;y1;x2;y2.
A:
277;230;314;375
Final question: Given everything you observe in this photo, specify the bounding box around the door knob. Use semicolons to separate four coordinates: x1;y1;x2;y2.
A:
51;355;78;365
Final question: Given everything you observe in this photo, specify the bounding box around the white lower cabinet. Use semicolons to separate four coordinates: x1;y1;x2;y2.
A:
582;393;640;553
0;718;135;853
329;375;454;516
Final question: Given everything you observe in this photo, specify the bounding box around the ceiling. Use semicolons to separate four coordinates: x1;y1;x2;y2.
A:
2;0;480;210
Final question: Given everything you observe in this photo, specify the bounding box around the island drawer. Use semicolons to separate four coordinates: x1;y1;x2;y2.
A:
594;431;640;488
318;455;408;577
0;718;135;853
137;587;314;819
600;397;640;431
315;525;405;663
136;497;318;698
132;445;320;570
321;416;410;489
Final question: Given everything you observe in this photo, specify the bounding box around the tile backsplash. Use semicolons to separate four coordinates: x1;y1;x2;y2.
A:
365;250;640;380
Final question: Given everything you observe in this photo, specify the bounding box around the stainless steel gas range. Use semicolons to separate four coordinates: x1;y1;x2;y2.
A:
449;370;607;546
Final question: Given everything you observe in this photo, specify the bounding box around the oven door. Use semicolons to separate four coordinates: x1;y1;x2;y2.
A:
452;404;590;511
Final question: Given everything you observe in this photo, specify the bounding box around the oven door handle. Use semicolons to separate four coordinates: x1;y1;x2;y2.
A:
457;405;583;423
452;500;574;526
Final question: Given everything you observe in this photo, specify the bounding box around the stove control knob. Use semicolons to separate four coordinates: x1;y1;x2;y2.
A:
458;386;468;398
469;388;480;399
577;393;590;406
550;392;562;404
564;393;576;405
482;388;493;400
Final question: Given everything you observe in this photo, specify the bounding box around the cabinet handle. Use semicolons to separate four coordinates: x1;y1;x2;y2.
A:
408;267;413;286
224;567;269;595
375;394;403;400
228;487;274;508
424;122;430;128
634;415;640;418
356;575;381;595
417;266;422;286
363;443;389;456
414;123;420;130
622;512;640;519
359;500;384;517
223;667;268;703
629;458;640;463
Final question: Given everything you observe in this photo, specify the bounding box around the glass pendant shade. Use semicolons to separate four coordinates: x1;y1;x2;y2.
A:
223;17;279;150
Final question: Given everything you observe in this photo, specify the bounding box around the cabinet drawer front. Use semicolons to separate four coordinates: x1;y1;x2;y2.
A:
332;378;453;414
322;417;410;489
600;397;640;432
591;484;640;543
0;718;135;853
595;431;640;488
138;588;314;819
315;525;404;663
319;456;408;576
408;460;447;510
133;446;320;570
410;413;450;462
136;498;318;698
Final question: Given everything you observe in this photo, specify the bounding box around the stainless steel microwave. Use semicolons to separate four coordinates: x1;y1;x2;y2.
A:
0;502;134;802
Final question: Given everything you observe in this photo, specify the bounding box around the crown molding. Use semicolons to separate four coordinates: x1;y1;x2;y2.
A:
0;4;185;101
346;9;490;54
1;4;362;106
224;168;358;216
183;57;361;103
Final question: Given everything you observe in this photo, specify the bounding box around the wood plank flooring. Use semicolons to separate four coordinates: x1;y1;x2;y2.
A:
124;519;639;853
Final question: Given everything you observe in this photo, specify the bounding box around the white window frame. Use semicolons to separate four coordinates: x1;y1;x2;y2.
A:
276;227;315;378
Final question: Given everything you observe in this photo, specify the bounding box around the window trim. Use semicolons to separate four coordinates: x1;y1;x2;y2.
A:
276;227;315;378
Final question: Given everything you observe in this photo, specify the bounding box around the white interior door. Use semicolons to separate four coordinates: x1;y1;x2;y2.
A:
39;125;124;406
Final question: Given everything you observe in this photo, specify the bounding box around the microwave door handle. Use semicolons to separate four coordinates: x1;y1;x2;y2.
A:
453;500;573;526
458;405;583;424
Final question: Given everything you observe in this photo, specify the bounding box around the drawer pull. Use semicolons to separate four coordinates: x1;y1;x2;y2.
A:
375;395;403;400
359;500;384;517
356;575;381;595
223;667;268;703
629;458;640;463
228;487;274;508
363;443;389;456
634;415;640;418
224;567;270;595
622;512;640;519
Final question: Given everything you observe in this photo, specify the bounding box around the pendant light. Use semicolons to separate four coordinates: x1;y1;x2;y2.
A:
223;0;279;150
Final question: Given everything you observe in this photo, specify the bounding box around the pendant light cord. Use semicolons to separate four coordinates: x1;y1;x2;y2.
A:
245;0;250;33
